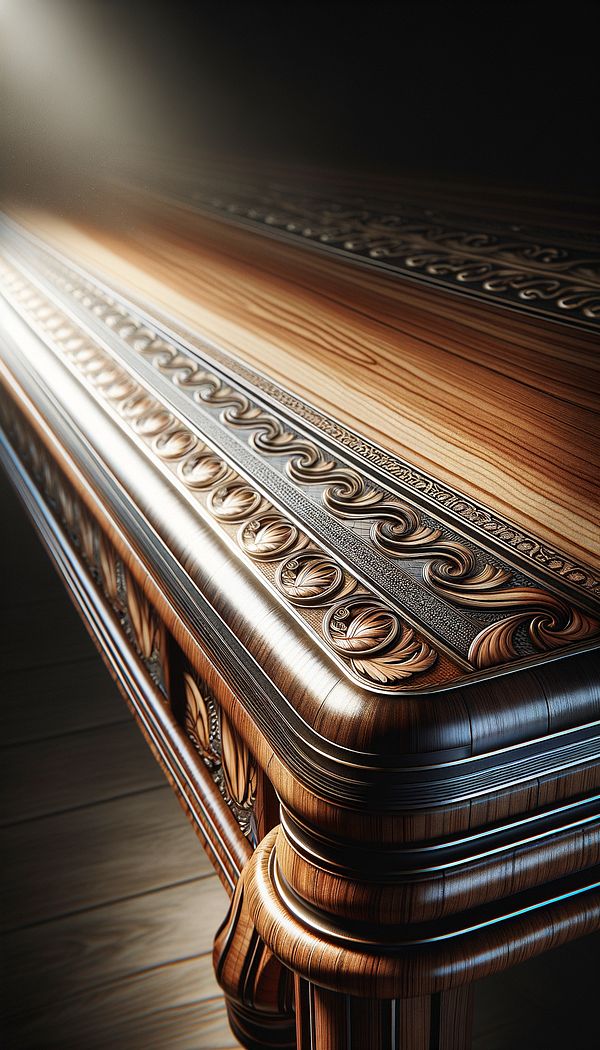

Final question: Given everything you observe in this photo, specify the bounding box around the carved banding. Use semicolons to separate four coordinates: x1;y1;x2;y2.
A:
1;247;597;686
186;181;600;324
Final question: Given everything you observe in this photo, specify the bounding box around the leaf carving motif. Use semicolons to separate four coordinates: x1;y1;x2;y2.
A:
329;607;399;654
133;408;173;437
78;506;97;565
239;516;305;561
208;482;264;522
220;710;257;810
183;671;217;762
97;531;120;607
325;599;438;686
153;427;197;460
178;450;231;489
57;479;78;534
277;552;351;606
126;574;159;660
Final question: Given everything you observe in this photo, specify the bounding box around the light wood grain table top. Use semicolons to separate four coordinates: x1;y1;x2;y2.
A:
16;195;598;575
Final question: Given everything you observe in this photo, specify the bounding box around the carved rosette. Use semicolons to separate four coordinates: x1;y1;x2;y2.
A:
208;481;264;522
324;598;438;686
183;668;258;843
178;447;232;489
275;550;359;610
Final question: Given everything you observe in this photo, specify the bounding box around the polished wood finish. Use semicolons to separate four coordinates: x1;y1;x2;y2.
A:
294;981;474;1050
16;202;599;568
214;863;295;1049
1;177;598;1049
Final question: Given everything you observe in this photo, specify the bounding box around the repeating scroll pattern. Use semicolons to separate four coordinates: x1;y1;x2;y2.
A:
1;255;598;680
183;178;600;324
3;226;599;601
276;445;598;668
184;669;258;842
0;259;443;689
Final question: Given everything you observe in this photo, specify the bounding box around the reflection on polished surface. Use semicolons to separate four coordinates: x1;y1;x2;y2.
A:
0;5;598;1046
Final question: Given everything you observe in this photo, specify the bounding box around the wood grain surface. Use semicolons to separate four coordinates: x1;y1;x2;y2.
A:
13;200;599;571
1;229;599;1048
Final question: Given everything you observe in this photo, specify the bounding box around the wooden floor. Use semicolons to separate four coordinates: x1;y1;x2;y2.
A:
0;469;238;1049
0;466;598;1049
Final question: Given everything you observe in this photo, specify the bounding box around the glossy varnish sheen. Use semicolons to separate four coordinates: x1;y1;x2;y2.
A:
2;192;600;1050
17;200;599;569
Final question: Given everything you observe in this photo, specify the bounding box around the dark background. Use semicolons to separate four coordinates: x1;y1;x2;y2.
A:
0;0;598;203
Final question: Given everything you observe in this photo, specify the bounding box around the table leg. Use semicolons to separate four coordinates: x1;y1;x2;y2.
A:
294;978;473;1050
213;862;296;1049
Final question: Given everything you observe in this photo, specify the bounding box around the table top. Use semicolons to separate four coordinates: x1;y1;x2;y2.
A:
1;171;599;772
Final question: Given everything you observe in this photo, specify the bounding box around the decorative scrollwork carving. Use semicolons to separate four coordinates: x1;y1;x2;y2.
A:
181;179;600;324
468;592;597;669
2;251;597;687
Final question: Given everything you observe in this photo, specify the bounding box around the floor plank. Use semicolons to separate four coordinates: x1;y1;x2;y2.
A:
1;786;213;932
1;877;228;1003
2;955;237;1050
0;720;163;824
1;876;231;1047
1;657;131;746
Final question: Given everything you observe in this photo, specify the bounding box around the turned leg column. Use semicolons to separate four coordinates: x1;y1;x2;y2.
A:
238;825;475;1050
213;860;296;1049
295;979;473;1050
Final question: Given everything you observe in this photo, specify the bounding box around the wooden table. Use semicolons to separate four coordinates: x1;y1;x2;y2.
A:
1;174;599;1049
